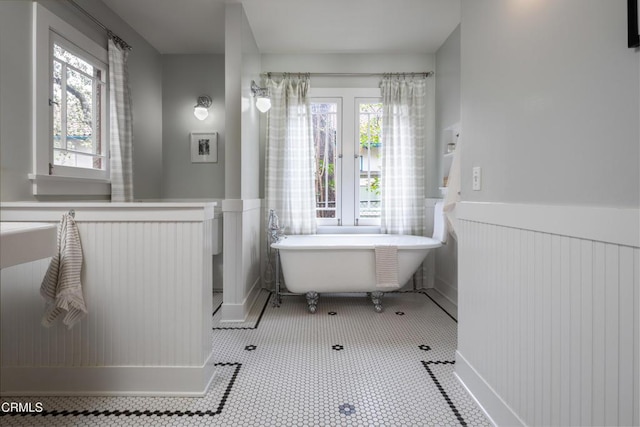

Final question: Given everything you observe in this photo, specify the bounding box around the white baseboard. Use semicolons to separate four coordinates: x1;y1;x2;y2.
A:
434;276;457;306
220;276;262;322
0;351;216;397
455;350;525;427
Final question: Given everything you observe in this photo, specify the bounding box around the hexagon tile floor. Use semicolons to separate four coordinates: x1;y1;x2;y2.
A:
0;290;492;426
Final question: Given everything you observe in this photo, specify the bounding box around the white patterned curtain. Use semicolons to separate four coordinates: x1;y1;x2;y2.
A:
108;39;133;202
380;76;426;235
265;75;317;234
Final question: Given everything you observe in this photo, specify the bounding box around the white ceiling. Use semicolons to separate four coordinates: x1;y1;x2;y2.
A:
100;0;460;55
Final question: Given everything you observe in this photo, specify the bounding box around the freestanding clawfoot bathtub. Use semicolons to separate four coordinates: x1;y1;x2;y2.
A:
271;233;442;312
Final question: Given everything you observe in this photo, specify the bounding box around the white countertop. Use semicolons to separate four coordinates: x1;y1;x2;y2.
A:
0;222;57;269
0;200;220;222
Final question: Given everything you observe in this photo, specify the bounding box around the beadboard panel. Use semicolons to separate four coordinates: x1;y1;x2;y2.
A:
0;221;211;369
457;218;639;427
0;211;218;395
421;199;437;289
221;199;262;322
428;198;458;303
434;235;457;304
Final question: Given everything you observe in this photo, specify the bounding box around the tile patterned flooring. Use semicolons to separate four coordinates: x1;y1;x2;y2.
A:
1;290;491;426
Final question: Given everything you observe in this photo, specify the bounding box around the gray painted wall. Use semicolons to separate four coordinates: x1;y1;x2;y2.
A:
225;4;261;200
0;0;163;201
241;8;261;200
0;1;33;201
434;25;461;304
162;55;225;199
435;25;461;184
461;0;639;207
224;4;242;200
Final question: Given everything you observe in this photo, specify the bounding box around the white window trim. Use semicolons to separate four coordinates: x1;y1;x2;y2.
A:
50;32;108;178
309;87;381;228
27;173;111;196
32;3;110;196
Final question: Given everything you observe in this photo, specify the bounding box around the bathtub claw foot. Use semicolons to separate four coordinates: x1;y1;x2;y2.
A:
306;291;319;313
371;291;384;313
271;293;281;307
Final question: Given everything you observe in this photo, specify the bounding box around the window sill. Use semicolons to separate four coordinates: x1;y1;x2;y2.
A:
28;174;111;196
317;225;381;234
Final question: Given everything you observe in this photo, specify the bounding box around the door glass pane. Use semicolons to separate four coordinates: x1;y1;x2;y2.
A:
311;102;338;218
358;102;383;219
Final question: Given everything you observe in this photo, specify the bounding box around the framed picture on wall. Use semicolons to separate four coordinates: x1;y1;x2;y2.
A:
630;0;640;48
190;132;218;163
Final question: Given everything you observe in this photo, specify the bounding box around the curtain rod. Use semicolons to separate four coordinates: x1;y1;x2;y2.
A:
261;71;433;78
67;0;133;51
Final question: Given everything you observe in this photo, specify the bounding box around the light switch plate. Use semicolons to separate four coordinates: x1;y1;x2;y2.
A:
472;167;482;191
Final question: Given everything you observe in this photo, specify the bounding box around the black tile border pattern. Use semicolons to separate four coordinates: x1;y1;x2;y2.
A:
418;291;457;323
421;361;466;426
387;290;457;323
0;363;242;419
212;291;271;330
212;302;223;317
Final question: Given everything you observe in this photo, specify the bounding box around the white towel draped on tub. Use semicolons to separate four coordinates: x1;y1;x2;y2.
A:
40;213;87;328
375;245;400;290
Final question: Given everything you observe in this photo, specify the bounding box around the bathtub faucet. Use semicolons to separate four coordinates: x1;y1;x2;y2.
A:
268;209;283;242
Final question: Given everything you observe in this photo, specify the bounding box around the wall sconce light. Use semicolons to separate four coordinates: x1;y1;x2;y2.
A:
251;80;271;113
194;95;212;120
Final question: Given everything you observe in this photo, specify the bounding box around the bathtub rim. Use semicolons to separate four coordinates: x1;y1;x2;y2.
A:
271;233;442;250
